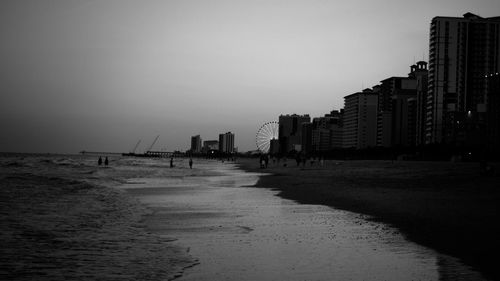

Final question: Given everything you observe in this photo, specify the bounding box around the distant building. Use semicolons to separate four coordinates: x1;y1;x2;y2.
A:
343;89;378;149
376;74;417;147
413;62;429;146
269;139;280;155
392;90;416;147
190;135;202;153
374;62;428;148
202;140;219;153
301;122;313;154
407;97;418;147
278;114;311;153
331;120;344;149
310;109;343;152
218;132;235;153
426;13;500;145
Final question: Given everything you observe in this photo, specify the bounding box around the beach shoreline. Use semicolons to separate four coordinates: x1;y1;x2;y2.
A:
236;158;500;280
0;154;195;281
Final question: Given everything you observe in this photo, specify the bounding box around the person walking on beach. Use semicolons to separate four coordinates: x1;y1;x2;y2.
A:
189;158;193;169
104;157;109;166
98;156;102;166
170;157;174;168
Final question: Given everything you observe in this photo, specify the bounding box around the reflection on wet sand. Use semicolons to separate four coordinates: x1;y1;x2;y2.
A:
125;161;487;281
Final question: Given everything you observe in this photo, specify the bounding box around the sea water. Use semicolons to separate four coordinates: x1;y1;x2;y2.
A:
0;154;489;280
0;153;195;280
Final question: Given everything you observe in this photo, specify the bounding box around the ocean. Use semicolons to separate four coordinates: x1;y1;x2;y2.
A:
0;153;197;281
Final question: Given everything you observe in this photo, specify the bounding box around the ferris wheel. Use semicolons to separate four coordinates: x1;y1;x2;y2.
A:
256;121;279;153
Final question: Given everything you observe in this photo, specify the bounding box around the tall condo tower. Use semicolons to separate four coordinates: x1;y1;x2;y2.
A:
426;13;500;145
218;132;235;153
278;114;311;154
191;135;202;153
343;89;378;149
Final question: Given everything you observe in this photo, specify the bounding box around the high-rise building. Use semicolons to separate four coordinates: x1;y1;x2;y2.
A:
269;139;280;155
278;114;311;153
202;140;219;153
218;132;235;153
413;62;429;146
374;62;427;148
376;76;417;147
426;13;500;145
301;122;313;154
190;135;202;153
310;110;344;152
407;97;418;147
343;89;378;149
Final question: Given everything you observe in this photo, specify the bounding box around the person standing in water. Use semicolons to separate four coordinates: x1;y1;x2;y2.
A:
98;156;102;166
170;157;174;168
189;158;193;169
104;157;109;166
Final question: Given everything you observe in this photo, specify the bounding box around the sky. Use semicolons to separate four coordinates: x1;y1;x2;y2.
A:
1;0;499;154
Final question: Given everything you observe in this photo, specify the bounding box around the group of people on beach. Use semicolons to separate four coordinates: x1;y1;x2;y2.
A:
259;153;325;169
97;156;109;166
97;155;195;169
169;157;194;169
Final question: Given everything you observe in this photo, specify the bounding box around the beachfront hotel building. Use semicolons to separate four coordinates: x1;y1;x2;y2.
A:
374;62;428;148
343;89;378;149
376;76;417;147
202;140;219;153
310;110;344;152
218;132;235;153
269;139;280;155
426;13;500;145
301;122;313;154
190;135;202;153
278;114;311;153
413;62;429;146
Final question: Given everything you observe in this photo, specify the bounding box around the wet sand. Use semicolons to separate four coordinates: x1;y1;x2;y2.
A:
237;159;500;280
124;160;487;280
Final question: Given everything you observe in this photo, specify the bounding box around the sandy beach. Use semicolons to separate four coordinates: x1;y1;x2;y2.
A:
237;159;500;280
126;159;486;280
2;154;496;280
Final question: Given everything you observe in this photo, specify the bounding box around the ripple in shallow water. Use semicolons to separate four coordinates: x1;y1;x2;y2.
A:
0;171;194;281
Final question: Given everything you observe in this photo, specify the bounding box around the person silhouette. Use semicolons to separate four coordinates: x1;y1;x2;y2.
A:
260;154;265;168
98;156;102;166
170;157;174;168
104;157;109;166
189;158;193;169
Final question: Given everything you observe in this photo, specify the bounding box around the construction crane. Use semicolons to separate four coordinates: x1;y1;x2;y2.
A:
130;140;141;153
146;135;160;153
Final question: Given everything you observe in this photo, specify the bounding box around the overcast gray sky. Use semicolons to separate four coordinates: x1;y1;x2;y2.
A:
1;0;499;153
